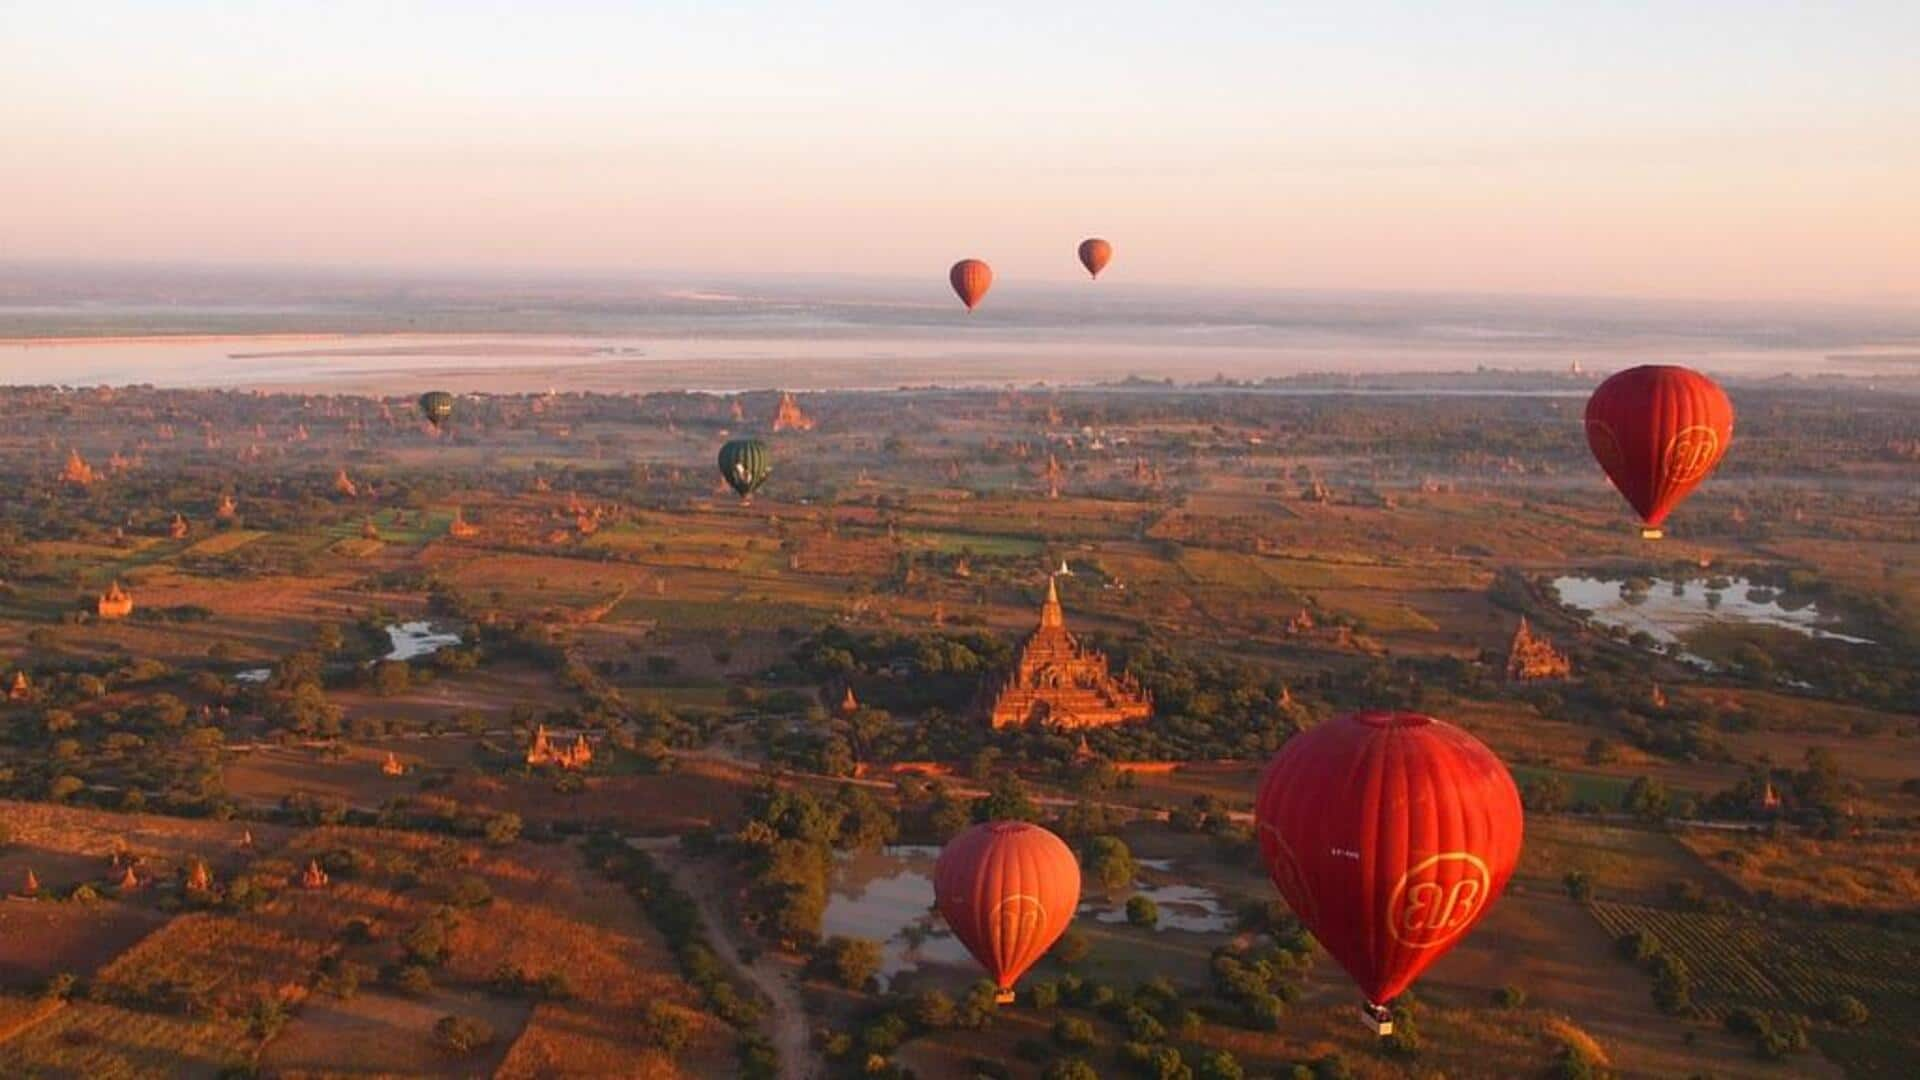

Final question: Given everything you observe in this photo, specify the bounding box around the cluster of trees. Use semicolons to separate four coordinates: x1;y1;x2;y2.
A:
727;783;899;948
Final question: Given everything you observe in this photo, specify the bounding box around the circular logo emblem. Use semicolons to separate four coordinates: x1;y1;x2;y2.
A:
1662;426;1720;485
992;894;1046;938
1386;852;1491;948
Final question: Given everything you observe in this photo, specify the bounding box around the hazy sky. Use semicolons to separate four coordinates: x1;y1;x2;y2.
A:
4;1;1916;303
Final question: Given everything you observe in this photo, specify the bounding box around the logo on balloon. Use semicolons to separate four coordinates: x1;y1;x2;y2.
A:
1386;852;1491;948
1661;426;1721;484
992;894;1046;937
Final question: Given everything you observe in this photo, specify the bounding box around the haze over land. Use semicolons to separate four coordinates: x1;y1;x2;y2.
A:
4;264;1919;394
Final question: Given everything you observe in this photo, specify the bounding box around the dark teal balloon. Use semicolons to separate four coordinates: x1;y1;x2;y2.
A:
718;438;771;498
418;391;455;428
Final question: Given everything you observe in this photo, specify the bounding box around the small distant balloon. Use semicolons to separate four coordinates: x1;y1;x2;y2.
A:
717;438;771;499
950;259;993;311
1077;238;1112;279
418;391;454;429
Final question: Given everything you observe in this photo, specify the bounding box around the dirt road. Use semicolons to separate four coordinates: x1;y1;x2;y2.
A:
631;837;819;1080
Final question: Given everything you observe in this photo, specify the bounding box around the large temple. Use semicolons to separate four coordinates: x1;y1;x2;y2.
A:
986;577;1152;730
1506;617;1572;681
771;392;815;432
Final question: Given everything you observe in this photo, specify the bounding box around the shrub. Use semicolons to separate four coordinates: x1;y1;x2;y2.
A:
1126;894;1160;929
1824;994;1869;1026
1052;1015;1095;1048
810;936;883;991
1493;984;1527;1008
432;1015;494;1054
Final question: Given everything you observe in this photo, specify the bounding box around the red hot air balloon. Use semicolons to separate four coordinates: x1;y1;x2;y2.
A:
1584;364;1734;539
1254;711;1522;1034
934;820;1080;1002
1077;238;1112;279
949;259;993;311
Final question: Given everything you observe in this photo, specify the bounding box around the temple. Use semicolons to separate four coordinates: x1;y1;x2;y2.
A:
986;577;1152;730
772;392;815;432
62;448;97;488
96;582;134;620
526;725;594;770
1506;617;1571;681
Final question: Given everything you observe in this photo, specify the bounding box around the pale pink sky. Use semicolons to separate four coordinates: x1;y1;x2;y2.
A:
3;2;1916;304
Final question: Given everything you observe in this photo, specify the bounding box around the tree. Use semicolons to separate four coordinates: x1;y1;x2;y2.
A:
1051;929;1090;966
1126;894;1160;929
1051;1015;1095;1048
1824;994;1869;1026
433;1014;494;1054
909;989;956;1030
971;774;1039;823
1493;984;1527;1008
811;936;882;991
1194;1050;1245;1080
1562;869;1593;902
1082;835;1137;894
640;1000;692;1055
1041;1059;1099;1080
1623;777;1671;823
1522;775;1569;814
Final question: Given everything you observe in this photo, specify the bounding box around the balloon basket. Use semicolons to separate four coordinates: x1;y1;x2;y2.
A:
1639;526;1664;541
995;989;1016;1005
1362;1002;1394;1037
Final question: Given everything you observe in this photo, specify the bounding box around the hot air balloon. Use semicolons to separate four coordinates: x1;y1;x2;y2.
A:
1584;365;1733;539
934;820;1080;1002
418;391;454;429
1254;711;1522;1035
717;438;770;499
950;259;992;311
1077;238;1112;279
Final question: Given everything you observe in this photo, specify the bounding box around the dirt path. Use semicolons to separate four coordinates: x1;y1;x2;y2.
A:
631;837;819;1080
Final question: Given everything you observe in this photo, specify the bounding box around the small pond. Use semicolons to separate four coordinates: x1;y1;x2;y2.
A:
383;621;462;661
823;845;1234;989
1551;575;1872;652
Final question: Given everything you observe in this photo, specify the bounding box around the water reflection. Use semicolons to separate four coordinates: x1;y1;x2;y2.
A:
824;845;1235;988
1552;575;1871;653
383;621;462;661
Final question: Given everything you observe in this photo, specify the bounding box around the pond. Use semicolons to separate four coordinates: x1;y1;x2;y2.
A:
1550;575;1872;649
383;621;462;661
824;845;1235;989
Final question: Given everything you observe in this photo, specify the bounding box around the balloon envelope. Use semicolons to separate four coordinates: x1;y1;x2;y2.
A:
1077;238;1112;279
1584;365;1733;531
949;259;993;311
717;438;771;498
418;391;454;428
1254;711;1523;1007
934;820;1080;995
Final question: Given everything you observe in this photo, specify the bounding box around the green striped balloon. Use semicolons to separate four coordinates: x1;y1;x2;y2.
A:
718;438;771;498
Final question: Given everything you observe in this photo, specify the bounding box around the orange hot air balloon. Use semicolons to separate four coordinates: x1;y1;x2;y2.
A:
1584;364;1734;539
934;820;1080;1002
949;259;993;311
1255;711;1523;1035
1077;238;1112;279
